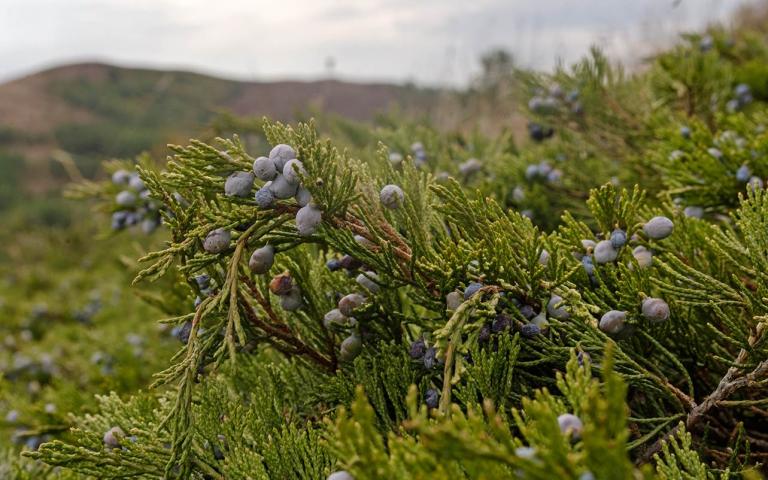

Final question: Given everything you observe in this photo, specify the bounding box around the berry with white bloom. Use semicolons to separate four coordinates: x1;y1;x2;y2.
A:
282;159;305;184
224;171;255;197
203;228;231;254
593;240;618;264
642;297;670;323
269;144;296;172
295;204;322;236
253;156;277;181
380;184;405;209
248;245;275;274
643;216;674;240
599;310;627;335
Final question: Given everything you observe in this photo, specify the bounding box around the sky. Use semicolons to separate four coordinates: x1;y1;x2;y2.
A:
0;0;761;87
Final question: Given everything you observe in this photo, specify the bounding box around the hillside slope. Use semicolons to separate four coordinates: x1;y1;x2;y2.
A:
0;63;436;199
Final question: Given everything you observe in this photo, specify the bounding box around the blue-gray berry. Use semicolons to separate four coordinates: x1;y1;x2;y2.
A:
269;144;296;172
269;174;299;199
248;245;275;274
380;184;405;209
327;471;354;480
339;334;362;362
282;159;305;184
356;271;380;293
116;190;137;207
409;338;426;359
295;186;312;207
736;165;751;182
425;389;439;409
295;204;322;236
203;228;231;253
547;295;570;319
423;347;437;369
641;297;670;323
280;286;303;311
683;206;704;218
521;323;541;338
610;229;627;248
103;426;124;449
224;171;255;197
643;216;674;240
464;282;483;300
593;240;618;263
582;255;595;275
557;413;583;440
253;156;277;181
111;169;131;185
338;293;365;316
599;310;627;335
255;186;275;208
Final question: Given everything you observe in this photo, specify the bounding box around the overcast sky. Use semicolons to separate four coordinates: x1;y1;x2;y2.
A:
0;0;760;87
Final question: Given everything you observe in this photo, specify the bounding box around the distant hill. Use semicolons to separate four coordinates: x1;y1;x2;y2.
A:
0;62;438;201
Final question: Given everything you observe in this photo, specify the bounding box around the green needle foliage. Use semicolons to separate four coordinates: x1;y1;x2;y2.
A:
6;18;768;480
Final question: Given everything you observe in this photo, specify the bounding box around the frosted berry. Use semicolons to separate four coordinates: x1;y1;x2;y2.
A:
203;228;231;254
643;216;674;240
339;293;365;316
380;184;405;209
525;164;540;180
547;295;569;320
111;211;129;230
128;174;145;191
748;176;764;190
224;171;254;198
339;255;362;270
269;174;299;199
582;255;595;275
248;245;275;274
425;389;439;409
103;426;124;449
683;206;704;218
409;338;426;359
356;271;380;293
253;156;277;181
354;234;375;249
295;186;312;207
327;471;354;480
593;240;618;264
269;144;296;172
521;323;541;338
641;297;670;323
680;126;691;138
557;414;583;440
111;169;131;185
116;190;137;207
610;229;627;248
446;291;463;310
632;246;653;269
581;239;596;252
388;152;403;167
459;158;482;176
269;273;293;296
339;334;362;362
296;204;322;236
492;314;511;333
539;249;550;265
323;308;348;328
531;312;549;331
254;186;275;208
282;159;306;184
280;286;303;311
599;310;627;335
736;164;751;182
326;259;342;271
519;304;536;319
464;282;483;300
423;347;438;369
707;147;723;159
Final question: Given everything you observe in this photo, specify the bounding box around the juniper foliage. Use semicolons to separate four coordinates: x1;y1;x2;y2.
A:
5;20;768;480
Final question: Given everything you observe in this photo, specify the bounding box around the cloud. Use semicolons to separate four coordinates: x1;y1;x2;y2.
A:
0;0;760;86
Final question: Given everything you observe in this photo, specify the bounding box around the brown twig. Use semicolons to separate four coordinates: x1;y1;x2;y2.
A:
638;327;768;464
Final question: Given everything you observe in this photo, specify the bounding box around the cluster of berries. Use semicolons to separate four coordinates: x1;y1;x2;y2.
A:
110;169;161;233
